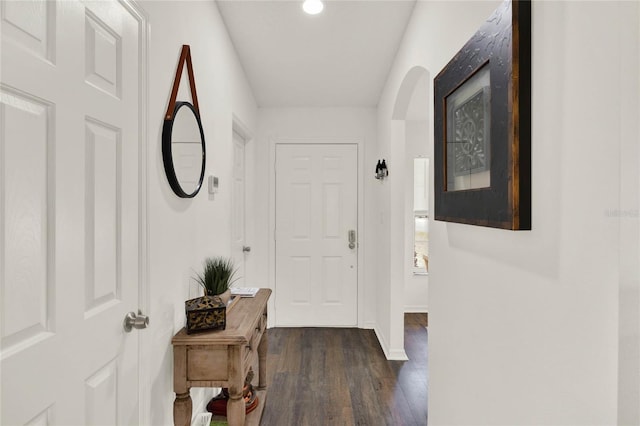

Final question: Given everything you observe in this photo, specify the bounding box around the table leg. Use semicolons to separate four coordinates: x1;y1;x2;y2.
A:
173;346;191;426
257;326;268;390
227;346;246;426
173;391;192;426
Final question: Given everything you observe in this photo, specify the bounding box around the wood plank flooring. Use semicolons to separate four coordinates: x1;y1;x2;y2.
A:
260;314;428;426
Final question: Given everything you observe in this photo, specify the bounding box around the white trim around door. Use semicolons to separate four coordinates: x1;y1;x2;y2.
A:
118;1;150;424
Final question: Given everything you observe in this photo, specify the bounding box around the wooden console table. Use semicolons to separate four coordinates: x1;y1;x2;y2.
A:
172;289;271;426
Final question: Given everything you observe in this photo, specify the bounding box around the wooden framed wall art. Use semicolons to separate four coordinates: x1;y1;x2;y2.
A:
434;0;531;230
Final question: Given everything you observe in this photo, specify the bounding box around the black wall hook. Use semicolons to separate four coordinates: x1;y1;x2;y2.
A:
375;159;388;180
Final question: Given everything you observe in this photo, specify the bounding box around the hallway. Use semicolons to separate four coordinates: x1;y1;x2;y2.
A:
1;0;639;424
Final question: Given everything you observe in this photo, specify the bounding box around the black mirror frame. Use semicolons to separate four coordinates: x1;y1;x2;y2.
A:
162;101;206;198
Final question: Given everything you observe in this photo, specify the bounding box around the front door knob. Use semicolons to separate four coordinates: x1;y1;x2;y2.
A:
123;310;149;332
242;246;251;253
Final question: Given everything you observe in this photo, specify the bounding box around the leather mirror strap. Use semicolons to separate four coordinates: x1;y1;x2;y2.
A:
165;44;200;120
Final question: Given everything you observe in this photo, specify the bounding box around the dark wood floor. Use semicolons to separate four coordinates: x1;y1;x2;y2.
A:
260;314;428;426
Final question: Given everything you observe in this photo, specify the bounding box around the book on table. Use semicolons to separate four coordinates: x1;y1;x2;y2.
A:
230;287;259;297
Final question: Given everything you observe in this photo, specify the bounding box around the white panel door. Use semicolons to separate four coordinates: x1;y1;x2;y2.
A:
1;1;144;425
231;131;246;286
275;144;358;326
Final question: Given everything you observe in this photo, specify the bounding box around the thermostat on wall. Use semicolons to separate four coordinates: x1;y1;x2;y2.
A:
208;175;219;194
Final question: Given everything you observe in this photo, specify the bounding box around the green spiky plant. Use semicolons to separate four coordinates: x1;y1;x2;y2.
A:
194;257;238;296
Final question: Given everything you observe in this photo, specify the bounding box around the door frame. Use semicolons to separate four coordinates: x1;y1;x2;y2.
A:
230;114;253;285
118;0;150;424
268;137;364;328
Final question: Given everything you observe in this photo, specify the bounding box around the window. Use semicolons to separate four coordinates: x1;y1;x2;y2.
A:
413;158;429;274
414;212;428;273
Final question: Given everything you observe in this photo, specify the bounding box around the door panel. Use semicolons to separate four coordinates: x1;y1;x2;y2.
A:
1;86;52;351
275;144;358;326
1;1;143;424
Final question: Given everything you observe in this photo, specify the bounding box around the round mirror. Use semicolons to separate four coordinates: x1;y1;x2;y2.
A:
162;101;206;198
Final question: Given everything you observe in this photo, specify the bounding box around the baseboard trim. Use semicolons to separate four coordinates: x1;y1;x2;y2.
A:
362;320;376;329
404;306;428;313
373;325;409;361
388;348;409;361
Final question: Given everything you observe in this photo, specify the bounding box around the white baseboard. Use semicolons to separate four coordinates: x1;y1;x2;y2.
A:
404;306;428;313
362;320;376;329
373;325;409;361
388;348;409;361
372;324;387;352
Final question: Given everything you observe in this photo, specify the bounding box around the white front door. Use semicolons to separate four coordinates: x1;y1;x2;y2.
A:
1;1;145;424
231;131;246;286
275;144;358;326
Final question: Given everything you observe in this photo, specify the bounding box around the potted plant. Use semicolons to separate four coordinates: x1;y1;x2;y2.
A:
184;256;237;334
185;257;238;334
194;256;238;304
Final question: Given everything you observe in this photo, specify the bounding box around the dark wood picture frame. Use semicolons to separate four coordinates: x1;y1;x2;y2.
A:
434;0;531;230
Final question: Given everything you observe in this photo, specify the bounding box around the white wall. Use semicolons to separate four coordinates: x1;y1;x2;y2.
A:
617;3;640;423
377;0;640;424
250;107;378;330
138;1;257;424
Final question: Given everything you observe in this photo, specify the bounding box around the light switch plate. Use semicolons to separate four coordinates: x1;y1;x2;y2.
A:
208;175;219;194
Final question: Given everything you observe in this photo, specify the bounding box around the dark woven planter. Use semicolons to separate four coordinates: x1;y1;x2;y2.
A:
185;295;225;334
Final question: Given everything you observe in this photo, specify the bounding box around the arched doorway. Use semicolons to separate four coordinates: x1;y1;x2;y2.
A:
388;65;430;357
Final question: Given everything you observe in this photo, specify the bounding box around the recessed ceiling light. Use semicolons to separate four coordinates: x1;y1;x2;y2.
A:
302;0;324;15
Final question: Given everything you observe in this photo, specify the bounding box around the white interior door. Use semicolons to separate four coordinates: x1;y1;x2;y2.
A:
231;131;246;287
1;1;144;424
275;143;358;326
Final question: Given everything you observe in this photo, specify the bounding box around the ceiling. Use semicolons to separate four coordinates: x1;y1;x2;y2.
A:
216;0;417;107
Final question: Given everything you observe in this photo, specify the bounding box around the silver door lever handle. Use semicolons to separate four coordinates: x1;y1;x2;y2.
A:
348;230;356;249
123;310;149;332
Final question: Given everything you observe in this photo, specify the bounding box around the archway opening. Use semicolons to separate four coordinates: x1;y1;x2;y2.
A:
389;65;430;356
